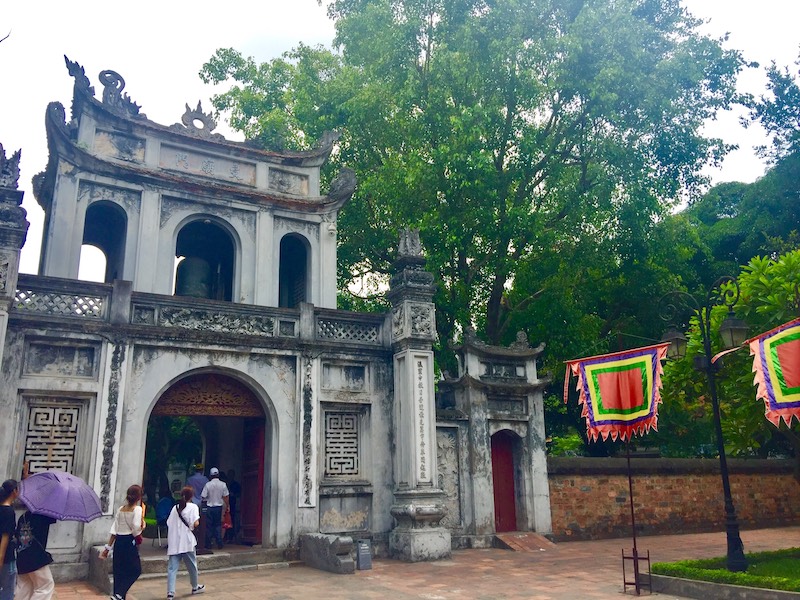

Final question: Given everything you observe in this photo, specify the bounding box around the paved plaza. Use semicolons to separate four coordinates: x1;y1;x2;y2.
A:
55;526;800;599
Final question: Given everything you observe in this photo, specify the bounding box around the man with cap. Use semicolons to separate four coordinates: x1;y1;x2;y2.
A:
186;464;208;506
200;468;229;550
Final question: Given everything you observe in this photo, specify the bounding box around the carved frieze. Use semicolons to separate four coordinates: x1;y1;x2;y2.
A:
274;216;320;241
159;144;256;186
157;306;276;336
301;354;314;506
78;181;141;213
410;303;435;337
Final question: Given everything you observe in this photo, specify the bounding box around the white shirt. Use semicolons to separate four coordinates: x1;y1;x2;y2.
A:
109;505;144;536
166;502;199;556
201;478;229;507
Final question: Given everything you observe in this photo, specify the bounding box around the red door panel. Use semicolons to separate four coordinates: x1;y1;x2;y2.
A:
491;431;517;532
240;418;265;543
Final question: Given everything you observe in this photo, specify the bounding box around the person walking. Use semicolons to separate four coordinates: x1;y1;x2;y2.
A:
15;509;56;600
200;469;228;550
0;480;19;600
101;484;144;600
166;487;205;599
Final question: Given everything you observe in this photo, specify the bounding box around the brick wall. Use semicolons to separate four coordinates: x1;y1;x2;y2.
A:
547;457;800;541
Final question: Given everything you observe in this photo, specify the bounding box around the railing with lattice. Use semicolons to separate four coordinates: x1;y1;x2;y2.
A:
316;317;381;344
14;289;106;318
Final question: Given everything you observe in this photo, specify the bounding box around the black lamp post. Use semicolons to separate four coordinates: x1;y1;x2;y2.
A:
659;276;750;572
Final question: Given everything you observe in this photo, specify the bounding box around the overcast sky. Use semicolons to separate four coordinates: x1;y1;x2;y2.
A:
1;1;798;275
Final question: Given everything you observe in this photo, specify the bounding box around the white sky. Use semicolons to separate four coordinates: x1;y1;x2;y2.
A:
1;1;798;276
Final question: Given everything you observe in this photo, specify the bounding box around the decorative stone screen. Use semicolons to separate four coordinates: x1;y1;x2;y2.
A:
23;400;83;473
324;412;360;478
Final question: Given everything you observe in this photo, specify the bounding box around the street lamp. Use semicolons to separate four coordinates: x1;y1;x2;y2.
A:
659;276;749;572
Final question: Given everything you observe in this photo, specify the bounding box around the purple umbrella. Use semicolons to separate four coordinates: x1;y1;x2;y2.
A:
19;471;102;522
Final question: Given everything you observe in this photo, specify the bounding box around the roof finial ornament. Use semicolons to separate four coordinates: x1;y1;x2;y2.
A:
398;228;423;259
99;69;142;117
0;144;21;190
171;101;224;140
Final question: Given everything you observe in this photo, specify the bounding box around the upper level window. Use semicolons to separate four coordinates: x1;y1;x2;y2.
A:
80;201;127;283
279;234;309;308
174;219;234;301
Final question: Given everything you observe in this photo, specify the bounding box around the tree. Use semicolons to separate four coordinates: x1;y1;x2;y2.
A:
748;53;800;162
202;0;744;353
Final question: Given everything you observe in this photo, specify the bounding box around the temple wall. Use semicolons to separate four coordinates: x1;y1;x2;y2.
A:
547;457;800;541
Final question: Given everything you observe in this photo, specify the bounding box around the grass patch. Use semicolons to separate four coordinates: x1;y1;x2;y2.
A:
652;548;800;592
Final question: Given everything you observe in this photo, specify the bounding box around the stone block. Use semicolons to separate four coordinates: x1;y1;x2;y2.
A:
390;527;451;562
299;533;355;574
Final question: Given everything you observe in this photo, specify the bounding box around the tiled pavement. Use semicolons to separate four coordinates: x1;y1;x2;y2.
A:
55;526;800;599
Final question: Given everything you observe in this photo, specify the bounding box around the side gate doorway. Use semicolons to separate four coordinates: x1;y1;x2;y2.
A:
147;373;269;544
491;430;518;532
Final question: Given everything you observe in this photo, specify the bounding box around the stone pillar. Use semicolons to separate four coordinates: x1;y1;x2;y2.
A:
388;229;451;561
0;145;30;371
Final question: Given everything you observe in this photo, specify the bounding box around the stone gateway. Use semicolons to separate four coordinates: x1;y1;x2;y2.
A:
0;58;551;580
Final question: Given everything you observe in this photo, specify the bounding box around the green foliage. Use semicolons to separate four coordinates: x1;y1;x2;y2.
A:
202;0;744;355
653;548;800;592
748;52;800;161
144;417;203;500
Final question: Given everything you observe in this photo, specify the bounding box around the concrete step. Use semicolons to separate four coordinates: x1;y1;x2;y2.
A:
88;544;289;594
494;532;556;553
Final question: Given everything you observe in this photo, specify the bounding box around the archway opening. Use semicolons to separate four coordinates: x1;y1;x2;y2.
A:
174;220;235;301
279;234;308;308
491;430;520;533
82;201;127;282
146;373;268;545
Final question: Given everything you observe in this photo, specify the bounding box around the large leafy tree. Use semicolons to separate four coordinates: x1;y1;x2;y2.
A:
748;53;800;162
201;0;743;355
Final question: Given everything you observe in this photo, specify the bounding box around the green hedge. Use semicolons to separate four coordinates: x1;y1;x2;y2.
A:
652;548;800;592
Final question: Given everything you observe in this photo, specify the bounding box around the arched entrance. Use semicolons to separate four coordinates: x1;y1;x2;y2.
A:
491;430;518;532
148;373;268;544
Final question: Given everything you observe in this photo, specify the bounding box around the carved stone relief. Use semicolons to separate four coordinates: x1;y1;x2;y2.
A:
268;168;309;196
436;429;461;529
24;342;97;378
392;305;405;339
410;303;435;337
0;256;8;294
93;130;146;163
170;101;225;140
78;181;141;213
159;196;256;233
274;216;320;241
301;355;314;506
100;343;125;512
158;306;275;336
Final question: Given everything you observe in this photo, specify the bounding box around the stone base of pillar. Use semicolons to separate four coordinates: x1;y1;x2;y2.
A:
389;489;452;561
390;526;451;562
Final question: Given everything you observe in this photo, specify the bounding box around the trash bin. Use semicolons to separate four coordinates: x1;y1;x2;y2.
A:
356;539;372;570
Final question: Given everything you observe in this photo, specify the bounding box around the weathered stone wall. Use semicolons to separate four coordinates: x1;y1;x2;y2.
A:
548;457;800;541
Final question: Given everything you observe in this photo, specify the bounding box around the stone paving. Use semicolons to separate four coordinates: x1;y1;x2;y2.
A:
55;526;800;600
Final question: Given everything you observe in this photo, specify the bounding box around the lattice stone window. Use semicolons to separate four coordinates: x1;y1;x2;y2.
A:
317;318;379;344
324;412;361;478
23;400;83;473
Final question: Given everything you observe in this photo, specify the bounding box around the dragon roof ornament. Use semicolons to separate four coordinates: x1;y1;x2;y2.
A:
64;56;143;119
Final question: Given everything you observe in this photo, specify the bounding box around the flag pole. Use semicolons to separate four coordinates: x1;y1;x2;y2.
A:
626;439;641;595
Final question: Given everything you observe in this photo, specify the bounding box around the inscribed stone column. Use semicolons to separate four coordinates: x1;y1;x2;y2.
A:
388;229;451;561
0;145;30;370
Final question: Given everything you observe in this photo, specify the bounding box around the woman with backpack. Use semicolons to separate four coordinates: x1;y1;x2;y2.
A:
166;486;205;599
15;509;56;600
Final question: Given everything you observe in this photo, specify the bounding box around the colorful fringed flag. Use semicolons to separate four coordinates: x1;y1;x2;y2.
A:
749;317;800;427
564;343;670;442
